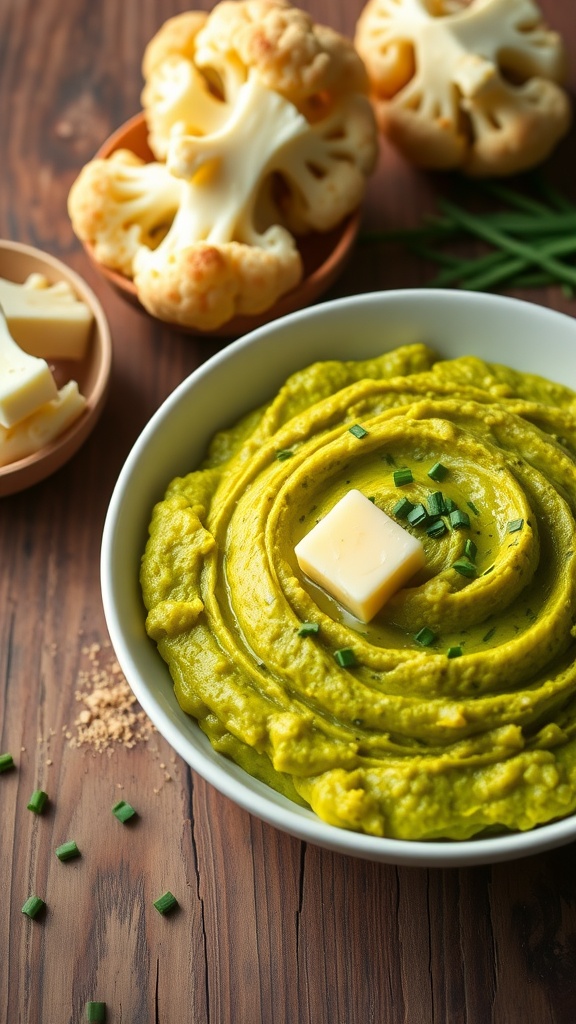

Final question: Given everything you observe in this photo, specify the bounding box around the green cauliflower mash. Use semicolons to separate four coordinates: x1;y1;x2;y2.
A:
141;343;576;840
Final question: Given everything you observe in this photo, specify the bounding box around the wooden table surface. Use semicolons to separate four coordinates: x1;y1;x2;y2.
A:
3;1;576;1021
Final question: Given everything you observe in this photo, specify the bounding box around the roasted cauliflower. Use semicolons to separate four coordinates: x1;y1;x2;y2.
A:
68;150;183;277
354;0;571;176
68;0;378;331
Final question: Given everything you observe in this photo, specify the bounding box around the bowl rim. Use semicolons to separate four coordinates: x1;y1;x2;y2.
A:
101;288;576;866
0;238;112;495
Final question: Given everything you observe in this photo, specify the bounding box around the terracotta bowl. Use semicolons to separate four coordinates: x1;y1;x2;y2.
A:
0;240;112;497
82;112;360;337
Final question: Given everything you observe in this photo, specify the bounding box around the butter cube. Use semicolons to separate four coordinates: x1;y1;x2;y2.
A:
0;305;58;428
0;380;86;467
294;489;425;622
0;274;93;361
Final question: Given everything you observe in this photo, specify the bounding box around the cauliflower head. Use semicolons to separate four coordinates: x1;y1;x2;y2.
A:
354;0;571;176
134;73;374;329
68;0;378;331
142;0;372;158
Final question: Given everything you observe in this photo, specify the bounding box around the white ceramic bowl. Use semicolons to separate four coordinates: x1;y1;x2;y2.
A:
101;289;576;867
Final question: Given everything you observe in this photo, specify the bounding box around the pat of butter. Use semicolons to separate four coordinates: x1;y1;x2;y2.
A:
0;274;93;361
0;305;58;428
294;489;425;623
0;379;86;467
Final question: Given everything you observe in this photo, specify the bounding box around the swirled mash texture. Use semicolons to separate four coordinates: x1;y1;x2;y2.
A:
141;344;576;840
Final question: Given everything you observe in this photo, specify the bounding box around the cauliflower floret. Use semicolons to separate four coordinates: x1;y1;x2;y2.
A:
193;0;370;107
134;239;301;332
67;150;182;276
141;11;230;162
354;0;571;176
142;57;230;162
166;76;376;235
134;75;359;329
141;11;208;78
141;0;373;158
69;1;378;331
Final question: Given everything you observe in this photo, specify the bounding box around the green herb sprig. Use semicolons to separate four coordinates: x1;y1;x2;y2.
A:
362;178;576;296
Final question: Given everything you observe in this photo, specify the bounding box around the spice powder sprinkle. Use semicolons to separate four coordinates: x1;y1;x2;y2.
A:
69;642;155;752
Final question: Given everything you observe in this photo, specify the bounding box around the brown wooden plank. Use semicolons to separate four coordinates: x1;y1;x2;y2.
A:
2;0;576;1021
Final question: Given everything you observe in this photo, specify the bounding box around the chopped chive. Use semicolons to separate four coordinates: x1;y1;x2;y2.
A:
22;895;45;919
297;622;319;637
407;503;429;527
334;647;357;668
447;646;463;659
85;1002;106;1022
449;509;470;530
444;497;458;514
55;840;81;862
428;462;448;482
414;626;437;647
427;491;445;517
507;518;524;533
426;519;447;538
153;891;179;915
349;423;368;439
467;501;480;516
464;539;477;562
0;753;15;773
112;800;137;823
439;198;576;288
482;626;497;643
393;468;413;486
393;497;415;518
276;449;294;461
27;790;48;814
452;558;477;578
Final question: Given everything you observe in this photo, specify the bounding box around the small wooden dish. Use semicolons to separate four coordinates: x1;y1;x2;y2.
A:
0;240;112;497
82;112;360;337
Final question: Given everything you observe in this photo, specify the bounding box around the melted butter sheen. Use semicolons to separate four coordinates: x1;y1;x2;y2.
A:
141;344;576;841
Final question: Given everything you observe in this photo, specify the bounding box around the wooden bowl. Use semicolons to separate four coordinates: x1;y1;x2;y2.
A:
0;240;112;496
83;112;360;337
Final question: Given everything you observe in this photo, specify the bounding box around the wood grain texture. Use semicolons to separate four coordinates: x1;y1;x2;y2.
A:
2;0;576;1022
